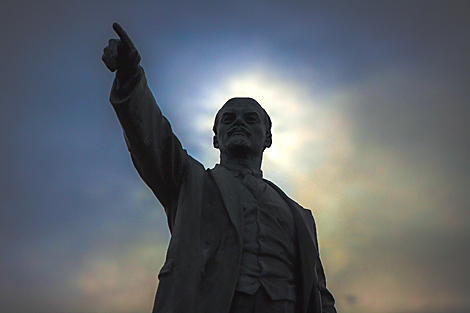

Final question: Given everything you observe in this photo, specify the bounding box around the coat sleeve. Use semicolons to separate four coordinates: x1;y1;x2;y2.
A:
109;67;190;226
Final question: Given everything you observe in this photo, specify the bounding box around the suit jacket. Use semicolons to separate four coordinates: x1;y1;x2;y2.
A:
110;68;336;313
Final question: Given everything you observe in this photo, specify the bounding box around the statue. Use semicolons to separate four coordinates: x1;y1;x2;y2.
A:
103;23;337;313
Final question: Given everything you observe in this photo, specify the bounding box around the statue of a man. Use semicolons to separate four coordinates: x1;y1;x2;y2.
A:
102;23;336;313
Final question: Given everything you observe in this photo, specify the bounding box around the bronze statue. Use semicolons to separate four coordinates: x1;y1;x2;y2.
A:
103;23;336;313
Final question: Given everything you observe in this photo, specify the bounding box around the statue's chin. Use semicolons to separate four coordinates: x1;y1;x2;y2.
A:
227;140;251;158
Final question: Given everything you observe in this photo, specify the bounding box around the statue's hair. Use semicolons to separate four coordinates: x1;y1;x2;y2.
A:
212;98;272;139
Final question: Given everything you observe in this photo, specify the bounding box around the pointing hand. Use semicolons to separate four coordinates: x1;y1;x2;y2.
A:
102;23;141;80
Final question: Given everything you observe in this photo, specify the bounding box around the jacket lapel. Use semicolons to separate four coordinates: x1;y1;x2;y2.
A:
210;165;244;243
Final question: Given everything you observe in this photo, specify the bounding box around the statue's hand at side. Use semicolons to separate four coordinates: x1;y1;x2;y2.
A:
102;23;141;83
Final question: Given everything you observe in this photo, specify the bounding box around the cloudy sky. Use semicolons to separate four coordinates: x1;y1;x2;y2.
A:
1;1;469;312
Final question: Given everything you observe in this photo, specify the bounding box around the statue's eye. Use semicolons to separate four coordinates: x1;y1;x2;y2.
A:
245;113;260;123
222;115;235;124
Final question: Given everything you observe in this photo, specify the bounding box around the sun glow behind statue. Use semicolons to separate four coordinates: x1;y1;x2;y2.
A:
188;65;347;191
2;1;470;312
171;59;470;313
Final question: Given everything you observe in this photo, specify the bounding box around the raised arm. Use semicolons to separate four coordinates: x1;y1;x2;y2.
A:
102;23;189;212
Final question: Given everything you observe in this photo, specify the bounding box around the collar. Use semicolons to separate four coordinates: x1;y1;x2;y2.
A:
218;163;263;179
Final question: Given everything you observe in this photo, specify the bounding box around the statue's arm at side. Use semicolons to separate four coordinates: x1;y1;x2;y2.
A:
109;66;187;212
315;253;337;313
312;220;337;313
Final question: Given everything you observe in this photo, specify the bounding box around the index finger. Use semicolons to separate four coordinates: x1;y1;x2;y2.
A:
113;22;134;46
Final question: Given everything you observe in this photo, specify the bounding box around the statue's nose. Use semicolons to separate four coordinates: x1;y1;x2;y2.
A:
233;114;246;126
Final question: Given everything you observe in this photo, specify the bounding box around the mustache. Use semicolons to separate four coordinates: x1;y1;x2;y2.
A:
227;127;252;136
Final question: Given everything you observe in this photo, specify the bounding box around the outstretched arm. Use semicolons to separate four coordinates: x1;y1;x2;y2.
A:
102;23;188;213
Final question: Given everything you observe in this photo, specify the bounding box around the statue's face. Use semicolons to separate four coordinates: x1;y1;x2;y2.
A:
214;98;271;158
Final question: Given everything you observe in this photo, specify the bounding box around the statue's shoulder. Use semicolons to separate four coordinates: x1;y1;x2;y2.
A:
264;179;316;223
208;163;228;173
264;180;301;206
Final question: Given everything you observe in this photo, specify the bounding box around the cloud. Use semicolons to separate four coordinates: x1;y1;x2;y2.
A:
159;54;470;312
2;1;469;312
173;54;470;313
0;176;169;313
289;67;470;313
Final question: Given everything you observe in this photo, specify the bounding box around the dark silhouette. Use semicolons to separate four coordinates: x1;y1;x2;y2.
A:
103;23;336;313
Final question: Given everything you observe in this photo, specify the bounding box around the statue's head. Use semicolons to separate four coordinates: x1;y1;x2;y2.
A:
213;97;272;158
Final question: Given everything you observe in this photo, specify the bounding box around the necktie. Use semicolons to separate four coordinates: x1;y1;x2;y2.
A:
240;167;265;200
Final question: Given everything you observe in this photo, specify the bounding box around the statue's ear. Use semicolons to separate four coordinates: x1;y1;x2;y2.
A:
213;136;219;149
264;133;272;149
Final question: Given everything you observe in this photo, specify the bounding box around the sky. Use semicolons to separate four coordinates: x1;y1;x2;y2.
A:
1;1;469;312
